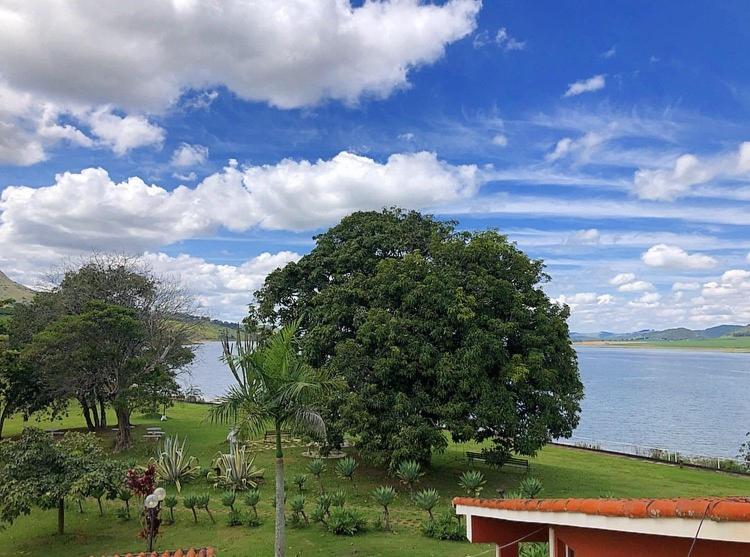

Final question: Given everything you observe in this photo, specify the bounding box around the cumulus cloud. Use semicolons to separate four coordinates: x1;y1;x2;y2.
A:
629;292;661;307
84;107;165;155
492;134;509;147
0;151;486;276
171;143;208;167
609;273;636;286
495;27;526;51
563;75;606;97
566;228;601;245
618;280;655;292
672;281;701;291
143;251;300;320
641;244;717;270
633;142;750;201
545;132;606;163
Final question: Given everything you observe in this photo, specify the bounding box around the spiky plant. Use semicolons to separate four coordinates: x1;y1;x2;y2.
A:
244;489;261;519
290;494;308;526
221;490;237;513
372;486;397;530
90;486;106;517
183;495;199;523
335;457;358;488
292;473;308;494
519;477;543;499
315;493;334;521
196;494;214;523
150;434;201;493
396;460;423;497
458;470;486;498
414;488;440;521
306;459;326;493
117;488;132;519
330;489;346;508
164;495;178;524
208;445;264;491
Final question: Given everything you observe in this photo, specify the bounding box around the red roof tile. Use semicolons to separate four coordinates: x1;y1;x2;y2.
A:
101;548;215;557
452;497;750;522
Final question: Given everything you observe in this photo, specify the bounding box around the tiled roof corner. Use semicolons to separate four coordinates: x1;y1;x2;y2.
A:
99;547;215;557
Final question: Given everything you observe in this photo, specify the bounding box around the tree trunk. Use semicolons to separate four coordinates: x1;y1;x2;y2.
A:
80;398;95;431
0;405;7;440
99;399;107;428
90;399;101;429
115;404;131;451
58;498;65;535
274;424;286;557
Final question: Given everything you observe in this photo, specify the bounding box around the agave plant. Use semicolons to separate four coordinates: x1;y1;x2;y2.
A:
151;434;201;493
518;477;543;499
196;493;214;523
244;489;261;520
458;470;486;498
118;488;132;519
329;489;346;508
307;459;326;493
208;445;264;491
221;490;237;512
290;494;308;526
335;457;358;487
372;485;397;530
292;473;308;493
414;488;440;521
396;460;423;497
164;495;178;524
184;495;199;523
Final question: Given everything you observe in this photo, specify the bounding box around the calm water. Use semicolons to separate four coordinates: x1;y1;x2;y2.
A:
181;343;750;459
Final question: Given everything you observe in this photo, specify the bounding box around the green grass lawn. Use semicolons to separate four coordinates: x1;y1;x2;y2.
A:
577;337;750;351
1;403;749;557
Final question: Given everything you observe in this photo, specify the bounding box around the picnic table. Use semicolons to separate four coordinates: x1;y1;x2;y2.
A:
466;451;529;471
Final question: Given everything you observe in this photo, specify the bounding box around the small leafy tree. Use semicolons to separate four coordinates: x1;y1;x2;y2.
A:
307;459;326;493
396;460;423;497
414;488;440;521
0;429;125;534
372;486;397;530
458;470;486;497
151;434;201;492
164;495;178;524
183;495;199;523
336;457;358;488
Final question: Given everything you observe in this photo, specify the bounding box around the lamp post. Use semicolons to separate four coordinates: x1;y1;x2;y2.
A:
145;487;167;552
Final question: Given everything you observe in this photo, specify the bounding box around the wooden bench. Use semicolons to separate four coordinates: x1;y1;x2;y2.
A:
466;451;529;471
264;430;292;441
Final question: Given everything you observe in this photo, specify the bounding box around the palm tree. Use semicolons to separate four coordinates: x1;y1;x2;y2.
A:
209;320;341;557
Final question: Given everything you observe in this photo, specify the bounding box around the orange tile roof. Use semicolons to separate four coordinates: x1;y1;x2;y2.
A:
101;548;215;557
452;497;750;522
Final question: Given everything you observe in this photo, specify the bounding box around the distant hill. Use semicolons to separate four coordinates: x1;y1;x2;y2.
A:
0;270;35;302
173;314;240;342
572;324;747;342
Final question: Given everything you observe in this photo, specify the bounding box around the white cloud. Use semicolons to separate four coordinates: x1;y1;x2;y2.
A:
633;142;750;201
85;107;165;155
545;131;606;163
601;46;617;59
563;74;606;97
172;171;198;182
609;273;636;286
0;151;485;269
629;292;661;306
491;134;508;147
597;294;614;305
672;281;701;291
641;244;717;270
398;132;415;142
567;228;600;245
143;251;300;320
171;143;208;167
495;27;525;51
618;280;654;292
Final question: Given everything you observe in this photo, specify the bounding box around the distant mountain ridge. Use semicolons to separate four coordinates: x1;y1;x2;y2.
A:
0;270;35;302
572;324;748;342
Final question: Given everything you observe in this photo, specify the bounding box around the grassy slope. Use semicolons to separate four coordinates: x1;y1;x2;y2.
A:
0;271;34;303
1;404;749;557
576;336;750;351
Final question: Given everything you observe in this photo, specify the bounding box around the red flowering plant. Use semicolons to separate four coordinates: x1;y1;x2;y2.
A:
125;464;161;540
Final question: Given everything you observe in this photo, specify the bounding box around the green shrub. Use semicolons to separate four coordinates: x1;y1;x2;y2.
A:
292;473;308;493
396;460;423;497
226;509;243;527
151;435;201;493
414;488;440;520
327;506;367;536
371;486;397;530
220;490;237;512
421;510;464;541
329;489;346;507
290;494;308;527
519;477;543;499
208;446;264;491
307;459;326;492
520;543;549;557
183;495;199;523
458;470;486;497
164;495;178;524
335;457;358;487
196;494;214;523
117;488;132;519
89;486;106;517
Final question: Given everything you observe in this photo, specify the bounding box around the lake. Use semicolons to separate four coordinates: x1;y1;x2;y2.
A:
180;343;750;459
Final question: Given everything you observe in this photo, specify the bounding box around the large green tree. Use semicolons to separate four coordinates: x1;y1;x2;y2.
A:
209;321;341;557
253;209;583;467
0;428;125;534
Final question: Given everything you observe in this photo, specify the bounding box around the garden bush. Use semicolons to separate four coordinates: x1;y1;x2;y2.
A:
326;506;367;536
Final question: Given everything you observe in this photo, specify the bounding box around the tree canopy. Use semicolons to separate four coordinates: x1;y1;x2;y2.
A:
253;209;583;467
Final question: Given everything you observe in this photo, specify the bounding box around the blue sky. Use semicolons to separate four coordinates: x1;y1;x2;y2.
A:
1;0;750;331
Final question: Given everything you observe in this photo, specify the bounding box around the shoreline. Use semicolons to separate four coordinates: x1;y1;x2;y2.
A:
574;340;750;353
